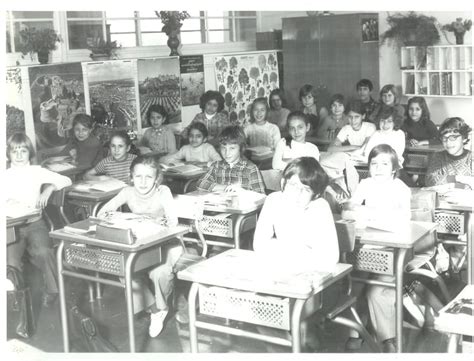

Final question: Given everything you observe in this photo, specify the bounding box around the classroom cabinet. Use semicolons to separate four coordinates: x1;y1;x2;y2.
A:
282;13;379;109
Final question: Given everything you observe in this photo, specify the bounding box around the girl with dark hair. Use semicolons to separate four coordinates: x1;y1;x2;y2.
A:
402;96;439;146
316;93;350;140
267;88;291;134
140;104;176;155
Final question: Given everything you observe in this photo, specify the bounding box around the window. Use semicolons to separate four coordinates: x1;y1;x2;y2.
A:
6;11;55;53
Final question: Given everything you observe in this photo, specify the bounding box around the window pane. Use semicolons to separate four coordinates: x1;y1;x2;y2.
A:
235;18;256;41
181;31;202;45
181;18;202;31
137;11;159;18
68;21;103;50
141;32;167;46
208;17;226;30
235;11;257;17
67;11;102;19
206;10;225;17
139;19;162;32
105;11;136;18
12;11;53;19
208;30;228;43
111;33;136;47
13;21;54;50
107;19;136;33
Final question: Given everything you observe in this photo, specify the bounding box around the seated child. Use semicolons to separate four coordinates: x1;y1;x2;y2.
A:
342;144;411;353
267;88;291;135
140;104;177;155
97;155;180;338
402;96;439;147
328;100;376;152
244;97;281;150
272;111;320;171
368;84;405;126
299;84;328;135
316;93;350;140
84;130;137;183
196;125;265;194
6;133;72;307
160;122;221;166
182;90;230;144
351;78;378;121
58;113;104;170
425;117;472;187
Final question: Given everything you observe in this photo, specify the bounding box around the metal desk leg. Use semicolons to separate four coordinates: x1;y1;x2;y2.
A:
188;283;199;353
57;241;70;352
466;212;472;285
447;334;460;353
124;253;138;352
290;299;305;353
395;248;409;353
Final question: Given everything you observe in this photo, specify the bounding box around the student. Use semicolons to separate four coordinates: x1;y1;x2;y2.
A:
352;79;378;121
272;111;320;171
182;90;229;143
342;144;411;353
402;96;439;146
254;157;339;270
58;113;104;170
243;97;281;150
84;130;137;183
425;117;473;187
298;84;328;135
6;133;72;308
140;104;177;155
267;88;291;134
196;125;265;194
368;84;405;126
316;93;350;140
160;122;222;166
328;101;376;152
97;155;180;338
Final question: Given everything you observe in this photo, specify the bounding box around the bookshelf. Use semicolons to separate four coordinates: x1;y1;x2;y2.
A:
401;45;473;98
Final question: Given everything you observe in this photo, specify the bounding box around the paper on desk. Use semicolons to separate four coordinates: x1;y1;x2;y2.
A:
100;212;165;240
73;179;127;192
45;162;76;172
161;163;202;174
6;200;39;218
439;189;474;205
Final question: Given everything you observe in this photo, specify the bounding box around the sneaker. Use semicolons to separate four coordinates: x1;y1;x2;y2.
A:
149;310;168;338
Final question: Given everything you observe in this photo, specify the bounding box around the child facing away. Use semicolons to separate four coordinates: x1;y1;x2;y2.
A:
368;84;405;126
328;100;376;152
402;96;439;147
267;88;291;135
182;90;230;144
272;111;320;171
243;97;281;150
299;84;328;136
351;78;378;121
6;133;72;308
84;130;137;183
57;113;104;170
160;122;222;167
196;125;266;194
140;104;177;155
97;155;181;338
316;93;350;140
342;144;411;353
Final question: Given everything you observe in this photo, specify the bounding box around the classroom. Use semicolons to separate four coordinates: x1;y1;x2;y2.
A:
4;6;474;355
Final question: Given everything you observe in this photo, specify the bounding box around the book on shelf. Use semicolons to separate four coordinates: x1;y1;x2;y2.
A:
430;73;440;95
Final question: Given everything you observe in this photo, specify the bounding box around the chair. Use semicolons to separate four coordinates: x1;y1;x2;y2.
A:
260;169;282;193
43;188;70;231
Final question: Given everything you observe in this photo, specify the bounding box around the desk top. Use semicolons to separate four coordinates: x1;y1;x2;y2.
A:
178;249;352;299
6;210;41;227
356;221;437;249
405;144;443;154
306;136;333;146
49;219;188;252
183;190;265;214
434;285;474;336
67;186;124;202
162;168;206;180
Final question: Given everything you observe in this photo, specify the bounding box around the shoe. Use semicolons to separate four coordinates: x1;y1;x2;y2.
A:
149;309;168;338
345;337;364;351
42;292;58;308
383;338;397;353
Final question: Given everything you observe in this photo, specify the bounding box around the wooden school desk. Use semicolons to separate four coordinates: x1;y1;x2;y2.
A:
49;219;188;352
66;186;124;218
177;190;266;249
177;249;353;353
6;210;41;245
349;221;438;353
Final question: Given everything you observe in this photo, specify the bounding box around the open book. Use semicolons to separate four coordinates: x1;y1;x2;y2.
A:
72;178;127;193
42;156;76;172
161;163;203;174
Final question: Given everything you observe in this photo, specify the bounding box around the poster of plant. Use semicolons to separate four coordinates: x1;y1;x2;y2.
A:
214;51;279;126
180;55;204;106
138;57;182;128
85;60;138;144
6;67;26;139
28;62;86;150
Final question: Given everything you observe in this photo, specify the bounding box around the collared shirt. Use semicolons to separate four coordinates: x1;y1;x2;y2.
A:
197;158;265;194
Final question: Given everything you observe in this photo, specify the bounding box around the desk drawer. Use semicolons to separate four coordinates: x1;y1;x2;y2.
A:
200;214;234;238
198;285;290;331
435;211;465;235
347;246;396;276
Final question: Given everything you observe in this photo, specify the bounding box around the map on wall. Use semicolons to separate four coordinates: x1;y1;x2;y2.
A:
137;57;182;128
28;63;85;150
6;68;26;140
214;51;279;126
180;55;204;107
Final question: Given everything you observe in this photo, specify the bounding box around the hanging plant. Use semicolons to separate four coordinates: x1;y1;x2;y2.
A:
381;12;440;47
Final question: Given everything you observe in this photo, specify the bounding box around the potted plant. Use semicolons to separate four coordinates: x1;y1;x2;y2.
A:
17;27;61;64
87;37;121;61
442;18;472;45
155;11;190;56
381;12;440;69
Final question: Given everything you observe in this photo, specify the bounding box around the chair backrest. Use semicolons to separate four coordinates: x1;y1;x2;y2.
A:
43;188;70;231
335;219;356;255
260;169;282;192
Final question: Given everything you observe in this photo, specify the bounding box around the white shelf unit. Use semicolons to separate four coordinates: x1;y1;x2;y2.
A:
401;45;473;98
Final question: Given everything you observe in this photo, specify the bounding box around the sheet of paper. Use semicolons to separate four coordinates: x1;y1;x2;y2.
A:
72;179;126;192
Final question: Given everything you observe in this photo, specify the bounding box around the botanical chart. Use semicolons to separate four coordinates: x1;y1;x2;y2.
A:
179;55;205;107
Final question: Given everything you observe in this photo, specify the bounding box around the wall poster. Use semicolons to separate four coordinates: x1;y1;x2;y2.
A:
179;55;205;107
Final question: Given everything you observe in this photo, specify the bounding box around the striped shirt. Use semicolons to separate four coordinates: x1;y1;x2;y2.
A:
93;153;137;183
197;158;265;194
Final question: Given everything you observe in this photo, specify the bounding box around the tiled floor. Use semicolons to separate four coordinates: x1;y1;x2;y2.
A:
7;259;468;354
